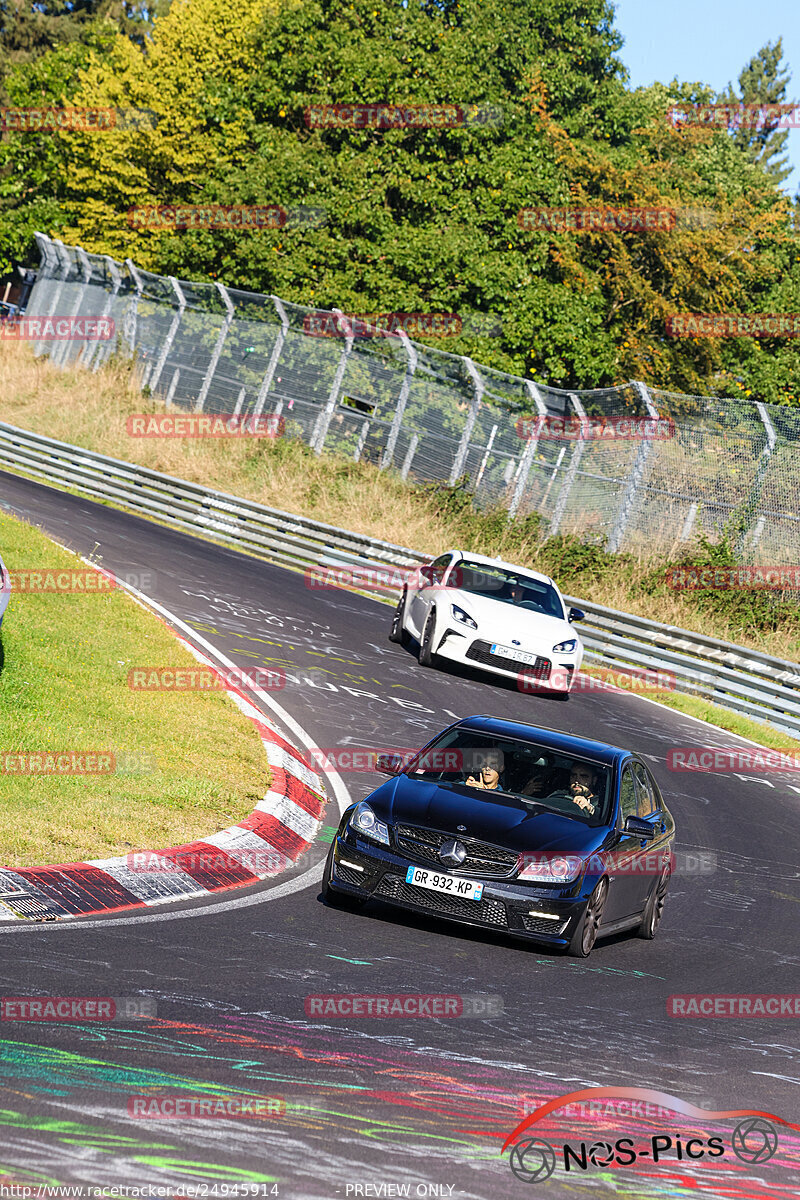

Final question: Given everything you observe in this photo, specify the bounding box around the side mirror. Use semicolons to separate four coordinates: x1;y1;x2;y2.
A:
568;607;585;623
376;753;404;776
623;815;655;839
417;566;434;589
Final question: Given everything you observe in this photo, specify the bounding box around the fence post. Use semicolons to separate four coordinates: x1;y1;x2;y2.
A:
735;402;777;557
165;368;181;407
253;296;289;418
448;358;484;485
474;424;498;493
124;258;143;361
196;282;234;412
381;332;418;468
400;433;419;481
549;393;588;536
508;380;548;519
149;276;186;394
354;419;370;462
56;245;92;369
312;310;353;453
606;380;661;553
86;255;121;372
34;237;70;358
680;501;699;543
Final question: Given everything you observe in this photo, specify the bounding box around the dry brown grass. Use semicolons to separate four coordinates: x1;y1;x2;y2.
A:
1;340;797;663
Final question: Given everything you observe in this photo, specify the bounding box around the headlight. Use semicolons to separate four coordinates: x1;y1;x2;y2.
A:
518;853;584;883
552;638;577;653
349;801;390;846
451;604;478;629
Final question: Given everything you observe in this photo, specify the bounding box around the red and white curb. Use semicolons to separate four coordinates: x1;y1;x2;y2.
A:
0;639;330;922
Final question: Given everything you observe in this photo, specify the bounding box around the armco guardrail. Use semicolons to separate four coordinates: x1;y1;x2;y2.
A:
0;418;798;737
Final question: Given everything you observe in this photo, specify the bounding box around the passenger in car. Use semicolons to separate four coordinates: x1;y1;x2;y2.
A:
521;759;551;797
465;748;504;791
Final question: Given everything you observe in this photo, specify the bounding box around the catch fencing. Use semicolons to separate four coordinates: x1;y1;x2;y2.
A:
23;232;800;561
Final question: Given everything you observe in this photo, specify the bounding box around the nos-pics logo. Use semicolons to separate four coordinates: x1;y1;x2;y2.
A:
503;1088;795;1185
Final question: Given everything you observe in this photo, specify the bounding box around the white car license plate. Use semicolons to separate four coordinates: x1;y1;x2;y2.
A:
490;643;537;665
405;865;483;901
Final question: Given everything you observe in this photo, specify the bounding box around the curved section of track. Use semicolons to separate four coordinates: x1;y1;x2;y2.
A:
0;469;798;1199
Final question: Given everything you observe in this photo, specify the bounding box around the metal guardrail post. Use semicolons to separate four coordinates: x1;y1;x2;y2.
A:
86;255;121;372
606;380;661;553
549;393;589;535
253;296;289;418
312;310;354;453
509;380;548;518
735;402;777;557
449;358;484;485
124;258;144;360
150;277;186;394
196;282;235;413
381;332;418;469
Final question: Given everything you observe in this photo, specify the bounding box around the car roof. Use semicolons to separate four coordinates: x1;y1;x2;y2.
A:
454;714;630;767
443;549;555;588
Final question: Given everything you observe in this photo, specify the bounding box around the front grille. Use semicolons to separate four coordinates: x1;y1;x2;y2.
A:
465;640;551;679
375;874;507;928
522;914;569;936
394;824;518;879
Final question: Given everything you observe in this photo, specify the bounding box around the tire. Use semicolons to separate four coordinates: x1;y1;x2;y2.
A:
553;691;570;702
418;609;438;667
638;867;670;939
566;878;608;958
388;587;407;644
321;839;366;909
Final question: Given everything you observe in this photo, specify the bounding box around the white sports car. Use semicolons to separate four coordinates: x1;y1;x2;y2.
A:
389;550;585;698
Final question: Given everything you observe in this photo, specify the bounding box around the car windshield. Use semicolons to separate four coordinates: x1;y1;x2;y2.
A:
448;560;564;620
404;729;611;826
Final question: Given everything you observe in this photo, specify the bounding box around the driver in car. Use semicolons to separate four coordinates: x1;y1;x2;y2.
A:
465;748;504;791
548;763;599;814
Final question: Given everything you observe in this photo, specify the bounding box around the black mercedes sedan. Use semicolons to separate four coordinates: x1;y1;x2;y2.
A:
322;715;675;957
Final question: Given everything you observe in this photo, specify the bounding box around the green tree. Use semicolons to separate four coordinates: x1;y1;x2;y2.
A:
717;40;793;186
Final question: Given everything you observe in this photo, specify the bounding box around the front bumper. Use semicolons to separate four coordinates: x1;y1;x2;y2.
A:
433;628;581;691
329;829;592;948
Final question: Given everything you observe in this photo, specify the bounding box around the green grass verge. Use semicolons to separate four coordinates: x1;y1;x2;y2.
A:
0;511;269;868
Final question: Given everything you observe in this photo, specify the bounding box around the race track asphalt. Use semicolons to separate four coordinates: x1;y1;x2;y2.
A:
0;468;798;1200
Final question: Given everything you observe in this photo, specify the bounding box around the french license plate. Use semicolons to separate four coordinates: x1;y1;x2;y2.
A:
490;642;536;665
405;865;483;901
